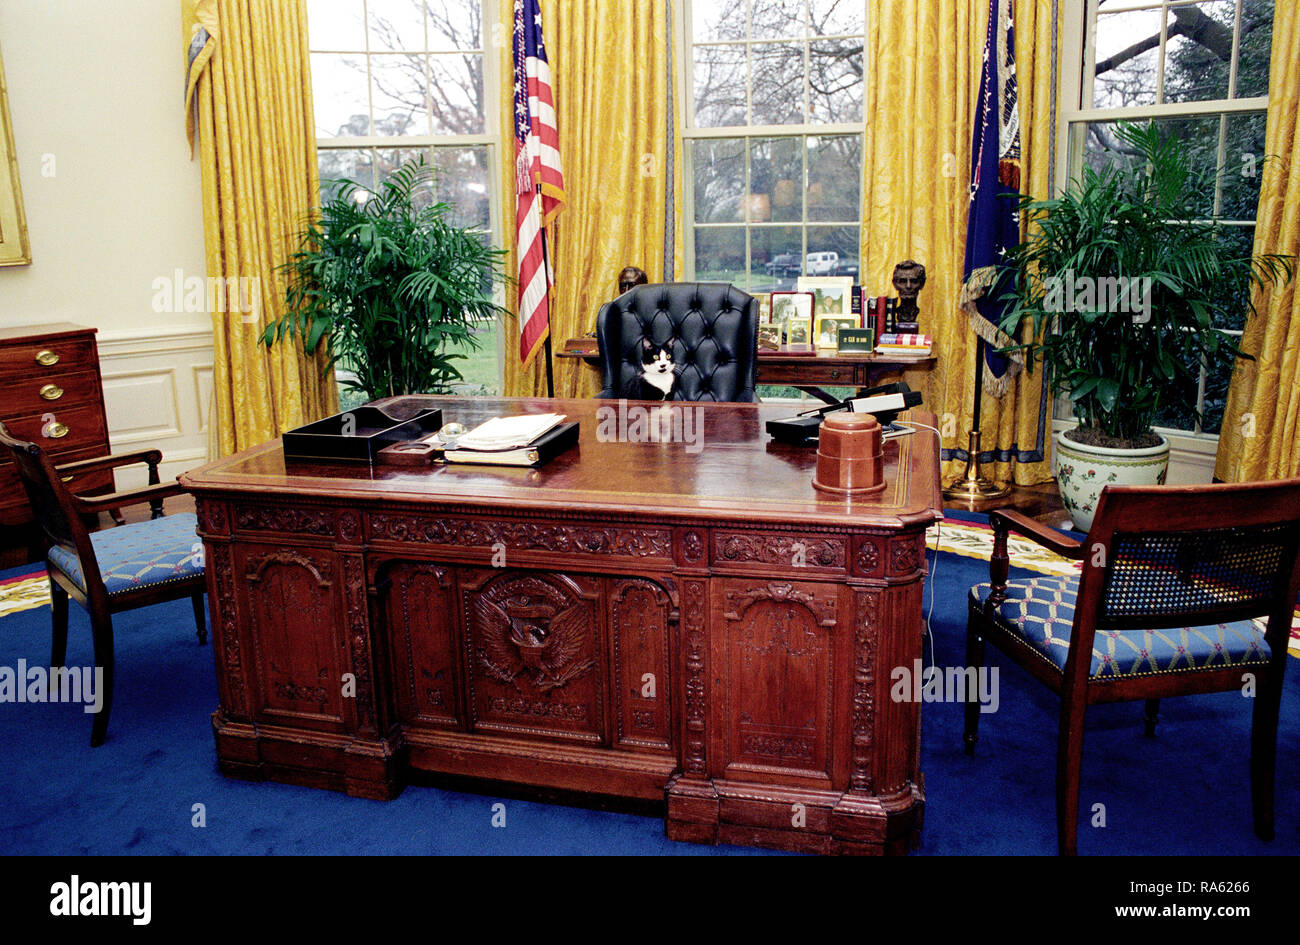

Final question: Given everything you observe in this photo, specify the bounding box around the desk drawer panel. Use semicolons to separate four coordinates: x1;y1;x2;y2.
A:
384;561;464;730
758;361;862;386
0;370;103;415
0;336;97;379
2;403;108;456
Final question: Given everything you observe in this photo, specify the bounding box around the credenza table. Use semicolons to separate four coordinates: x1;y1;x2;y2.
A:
558;337;936;404
181;396;942;855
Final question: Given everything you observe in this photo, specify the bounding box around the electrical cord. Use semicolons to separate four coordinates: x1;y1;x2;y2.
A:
894;419;944;671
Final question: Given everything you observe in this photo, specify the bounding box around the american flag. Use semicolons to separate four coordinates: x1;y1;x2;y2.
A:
513;0;565;367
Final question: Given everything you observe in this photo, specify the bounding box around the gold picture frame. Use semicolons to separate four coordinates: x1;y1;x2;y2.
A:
815;315;859;350
0;45;31;267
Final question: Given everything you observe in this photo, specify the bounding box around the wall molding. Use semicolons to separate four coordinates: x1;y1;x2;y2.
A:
97;324;214;486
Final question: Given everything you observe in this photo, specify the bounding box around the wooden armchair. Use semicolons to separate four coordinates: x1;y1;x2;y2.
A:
0;421;207;747
965;480;1300;855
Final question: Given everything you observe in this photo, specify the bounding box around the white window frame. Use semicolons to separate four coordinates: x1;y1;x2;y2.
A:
308;0;507;393
1055;0;1270;468
677;0;869;291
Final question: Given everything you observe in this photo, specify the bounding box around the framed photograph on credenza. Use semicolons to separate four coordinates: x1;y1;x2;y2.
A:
797;276;854;320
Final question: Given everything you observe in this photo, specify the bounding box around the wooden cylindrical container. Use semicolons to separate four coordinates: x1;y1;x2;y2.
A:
812;412;886;496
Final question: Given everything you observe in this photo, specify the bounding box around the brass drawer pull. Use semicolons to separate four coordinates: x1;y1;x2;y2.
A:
61;475;74;483
35;349;59;366
44;422;70;439
40;383;64;401
829;369;842;380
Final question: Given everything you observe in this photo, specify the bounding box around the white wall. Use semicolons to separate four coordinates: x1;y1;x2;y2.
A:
0;0;214;482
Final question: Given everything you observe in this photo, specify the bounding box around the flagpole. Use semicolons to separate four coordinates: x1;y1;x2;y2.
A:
542;226;555;398
943;336;1011;501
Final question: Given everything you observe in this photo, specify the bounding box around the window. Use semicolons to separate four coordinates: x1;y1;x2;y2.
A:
306;0;503;397
1061;0;1274;434
684;1;866;293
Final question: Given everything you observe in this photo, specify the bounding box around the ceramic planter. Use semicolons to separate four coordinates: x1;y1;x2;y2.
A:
1054;428;1170;532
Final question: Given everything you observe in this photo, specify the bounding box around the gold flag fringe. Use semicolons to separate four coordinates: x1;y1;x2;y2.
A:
961;264;1024;399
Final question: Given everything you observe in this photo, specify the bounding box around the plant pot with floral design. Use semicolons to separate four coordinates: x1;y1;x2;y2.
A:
1054;428;1169;531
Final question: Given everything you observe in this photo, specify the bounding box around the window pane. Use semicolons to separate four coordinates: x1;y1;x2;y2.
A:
312;54;370;137
1210;225;1257;332
751;0;805;40
430;53;485;134
808;39;862;124
426;0;483;51
1234;0;1274;97
370;54;431;135
307;0;366;50
1163;1;1235;104
693;138;746;223
1152;347;1203;433
692;0;747;42
1077;117;1222;219
1092;8;1162;108
694;43;748;127
810;0;864;36
433;146;492;229
807;134;859;222
374;148;428;208
806;225;858;271
750;225;803;292
368;0;425;52
318;147;374;201
751;42;805;124
1220;113;1267;221
750;137;802;222
695;227;748;285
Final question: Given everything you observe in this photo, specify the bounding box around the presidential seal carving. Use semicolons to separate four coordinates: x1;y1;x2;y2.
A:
474;594;594;693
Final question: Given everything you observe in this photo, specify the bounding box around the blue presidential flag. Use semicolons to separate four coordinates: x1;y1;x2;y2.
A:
961;0;1024;397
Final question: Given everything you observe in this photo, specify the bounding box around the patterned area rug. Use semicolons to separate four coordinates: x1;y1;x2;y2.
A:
931;513;1300;658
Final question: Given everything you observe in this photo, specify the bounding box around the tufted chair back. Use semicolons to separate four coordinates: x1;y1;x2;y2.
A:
595;282;759;402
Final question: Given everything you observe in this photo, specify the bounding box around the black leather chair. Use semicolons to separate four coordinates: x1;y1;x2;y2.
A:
595;282;759;402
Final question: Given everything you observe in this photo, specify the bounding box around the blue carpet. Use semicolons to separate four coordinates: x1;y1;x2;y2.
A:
2;535;1296;856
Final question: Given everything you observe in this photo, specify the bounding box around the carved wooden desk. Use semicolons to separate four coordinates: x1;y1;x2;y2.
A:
181;396;942;854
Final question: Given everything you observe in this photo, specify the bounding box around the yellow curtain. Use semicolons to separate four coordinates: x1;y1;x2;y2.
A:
499;0;674;398
860;0;1060;486
184;0;337;457
1215;6;1300;481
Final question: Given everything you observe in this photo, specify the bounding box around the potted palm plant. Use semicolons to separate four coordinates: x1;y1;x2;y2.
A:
265;157;507;401
999;122;1292;530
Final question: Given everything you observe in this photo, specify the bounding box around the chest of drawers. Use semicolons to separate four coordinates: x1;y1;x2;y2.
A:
0;323;113;530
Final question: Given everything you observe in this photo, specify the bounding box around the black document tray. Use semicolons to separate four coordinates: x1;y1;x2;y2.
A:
282;405;443;464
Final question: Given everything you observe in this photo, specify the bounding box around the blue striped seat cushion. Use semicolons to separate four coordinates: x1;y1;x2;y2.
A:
47;513;204;595
970;574;1270;680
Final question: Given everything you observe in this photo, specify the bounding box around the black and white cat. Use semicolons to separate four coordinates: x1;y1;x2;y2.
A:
638;338;676;401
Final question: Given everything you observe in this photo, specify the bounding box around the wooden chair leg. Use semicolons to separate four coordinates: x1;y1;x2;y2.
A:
88;612;114;748
191;591;208;645
1056;698;1087;856
964;607;986;757
1250;665;1284;842
1143;698;1159;738
50;581;69;668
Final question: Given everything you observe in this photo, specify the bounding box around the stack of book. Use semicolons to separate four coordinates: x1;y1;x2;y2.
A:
875;333;932;358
